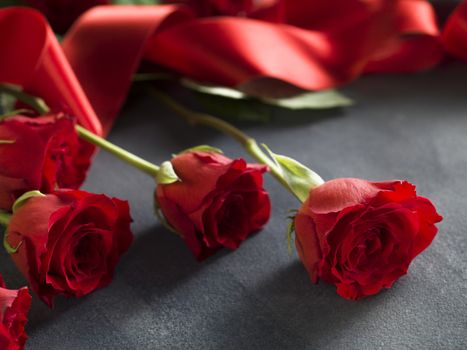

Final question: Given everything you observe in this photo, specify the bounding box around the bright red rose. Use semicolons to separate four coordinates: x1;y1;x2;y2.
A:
0;114;93;211
0;275;31;350
5;190;133;306
25;0;109;33
156;151;271;260
294;178;442;300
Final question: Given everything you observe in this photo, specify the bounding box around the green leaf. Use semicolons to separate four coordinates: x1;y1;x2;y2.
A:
156;161;181;184
178;145;223;155
12;190;46;213
182;80;245;100
184;79;352;109
262;144;324;203
263;90;353;110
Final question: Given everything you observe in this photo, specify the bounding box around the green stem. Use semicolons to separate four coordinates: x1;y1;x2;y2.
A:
0;211;11;227
0;83;50;115
149;88;301;200
76;125;160;178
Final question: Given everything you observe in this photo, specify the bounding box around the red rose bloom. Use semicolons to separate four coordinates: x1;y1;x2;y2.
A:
0;114;93;211
25;0;109;33
0;275;31;350
294;178;442;300
5;190;133;306
156;151;271;260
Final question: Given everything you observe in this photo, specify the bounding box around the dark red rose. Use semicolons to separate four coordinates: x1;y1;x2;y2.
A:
0;114;93;211
294;178;442;300
0;275;31;350
25;0;109;33
156;151;271;260
5;190;133;306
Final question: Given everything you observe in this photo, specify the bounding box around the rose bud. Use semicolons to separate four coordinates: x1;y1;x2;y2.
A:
155;150;271;260
0;275;31;350
0;114;93;211
3;190;133;307
294;178;443;300
74;125;272;261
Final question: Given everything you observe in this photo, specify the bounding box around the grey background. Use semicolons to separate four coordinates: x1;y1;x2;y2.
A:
1;62;466;349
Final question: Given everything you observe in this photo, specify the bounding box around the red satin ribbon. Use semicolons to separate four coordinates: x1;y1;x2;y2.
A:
0;8;101;135
1;1;466;135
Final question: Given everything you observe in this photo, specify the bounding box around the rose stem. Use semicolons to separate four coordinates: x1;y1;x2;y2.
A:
75;125;160;178
0;83;160;178
149;88;301;201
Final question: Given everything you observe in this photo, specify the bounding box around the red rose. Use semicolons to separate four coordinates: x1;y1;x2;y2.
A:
0;275;31;350
25;0;109;33
0;114;93;211
294;178;442;300
5;190;133;306
156;151;271;260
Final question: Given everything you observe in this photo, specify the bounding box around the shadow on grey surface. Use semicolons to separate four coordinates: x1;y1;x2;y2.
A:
209;261;392;350
25;223;226;334
115;224;229;301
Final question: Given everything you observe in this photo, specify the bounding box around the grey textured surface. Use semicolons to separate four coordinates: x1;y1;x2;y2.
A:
1;63;467;349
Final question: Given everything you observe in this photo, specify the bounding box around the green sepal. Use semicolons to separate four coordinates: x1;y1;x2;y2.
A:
155;161;181;185
0;83;50;115
286;209;298;256
262;144;324;203
0;109;33;121
12;190;46;213
177;145;223;156
3;234;22;254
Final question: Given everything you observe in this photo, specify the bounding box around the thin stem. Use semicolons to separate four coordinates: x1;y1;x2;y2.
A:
76;125;160;178
149;88;301;200
0;83;50;115
0;211;11;227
